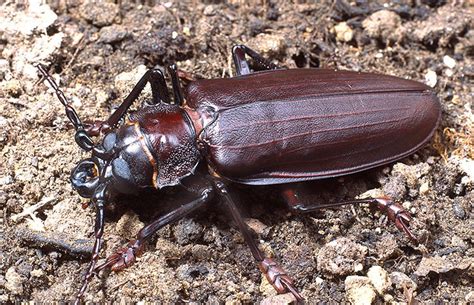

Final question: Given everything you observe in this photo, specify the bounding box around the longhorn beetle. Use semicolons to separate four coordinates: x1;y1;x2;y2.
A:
36;45;440;303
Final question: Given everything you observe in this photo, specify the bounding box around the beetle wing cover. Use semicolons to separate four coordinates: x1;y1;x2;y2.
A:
186;69;440;185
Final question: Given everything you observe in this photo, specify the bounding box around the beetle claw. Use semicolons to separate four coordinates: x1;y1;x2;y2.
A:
375;198;418;243
258;258;303;302
94;240;143;273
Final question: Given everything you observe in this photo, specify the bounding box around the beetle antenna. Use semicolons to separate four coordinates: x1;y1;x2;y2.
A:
74;182;107;304
36;64;95;151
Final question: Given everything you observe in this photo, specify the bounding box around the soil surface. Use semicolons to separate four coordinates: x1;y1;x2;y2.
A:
1;1;473;303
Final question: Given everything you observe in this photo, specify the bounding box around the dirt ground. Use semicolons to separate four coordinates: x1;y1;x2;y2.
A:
0;0;473;303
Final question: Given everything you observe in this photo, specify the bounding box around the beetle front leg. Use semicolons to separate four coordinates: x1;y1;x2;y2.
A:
281;185;417;243
213;180;303;302
94;186;214;273
232;45;281;76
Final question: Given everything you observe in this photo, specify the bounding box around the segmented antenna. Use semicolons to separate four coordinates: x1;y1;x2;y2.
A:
36;64;95;151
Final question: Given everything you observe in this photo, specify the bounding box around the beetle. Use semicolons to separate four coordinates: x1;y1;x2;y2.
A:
36;44;440;303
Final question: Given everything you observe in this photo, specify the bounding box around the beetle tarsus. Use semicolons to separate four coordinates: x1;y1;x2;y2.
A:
374;198;418;243
259;258;303;301
95;240;143;272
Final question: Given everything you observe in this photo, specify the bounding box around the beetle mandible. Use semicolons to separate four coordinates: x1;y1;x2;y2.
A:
36;44;440;303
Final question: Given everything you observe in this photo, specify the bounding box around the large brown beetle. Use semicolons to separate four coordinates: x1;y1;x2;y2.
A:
36;45;440;303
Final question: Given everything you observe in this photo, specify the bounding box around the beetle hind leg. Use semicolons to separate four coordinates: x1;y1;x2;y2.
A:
281;185;418;243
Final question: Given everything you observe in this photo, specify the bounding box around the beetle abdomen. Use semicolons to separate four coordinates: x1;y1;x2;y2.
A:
186;69;440;185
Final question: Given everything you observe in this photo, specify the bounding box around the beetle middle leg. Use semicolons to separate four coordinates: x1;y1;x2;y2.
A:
281;184;417;243
213;180;303;302
232;45;281;76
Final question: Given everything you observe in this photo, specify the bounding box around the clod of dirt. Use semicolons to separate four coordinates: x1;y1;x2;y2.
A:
172;217;204;245
0;59;12;81
79;2;120;27
244;218;268;236
0;79;22;97
5;267;26;295
317;237;368;277
375;233;401;260
247;34;287;58
344;275;376;305
114;65;149;97
410;6;471;48
98;25;131;44
333;22;353;42
0;3;56;37
414;255;473;277
175;263;209;282
465;291;474;302
390;271;417;291
362;10;401;44
115;210;144;240
367;266;391;295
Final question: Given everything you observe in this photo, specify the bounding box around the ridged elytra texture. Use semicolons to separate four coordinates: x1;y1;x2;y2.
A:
186;69;440;184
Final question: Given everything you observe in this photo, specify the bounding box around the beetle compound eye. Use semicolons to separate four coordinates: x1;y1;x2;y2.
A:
102;132;117;152
110;158;138;194
71;159;100;198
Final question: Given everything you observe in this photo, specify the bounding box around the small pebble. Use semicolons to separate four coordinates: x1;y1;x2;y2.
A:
367;266;391;294
443;55;456;69
354;263;364;272
0;175;14;186
203;5;216;16
345;275;376;305
452;203;466;219
334;22;353;42
390;271;417;291
5;267;25;295
419;181;430;195
425;69;437;87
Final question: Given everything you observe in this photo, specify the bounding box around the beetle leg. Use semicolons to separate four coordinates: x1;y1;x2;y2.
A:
281;186;418;243
84;69;170;137
213;180;303;302
75;182;108;305
232;45;281;76
93;186;214;273
167;64;185;106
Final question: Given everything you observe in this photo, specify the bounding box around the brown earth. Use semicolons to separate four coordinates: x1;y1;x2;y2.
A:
0;0;473;303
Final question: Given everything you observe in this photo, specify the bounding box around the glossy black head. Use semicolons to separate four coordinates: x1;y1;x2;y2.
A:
70;123;159;199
